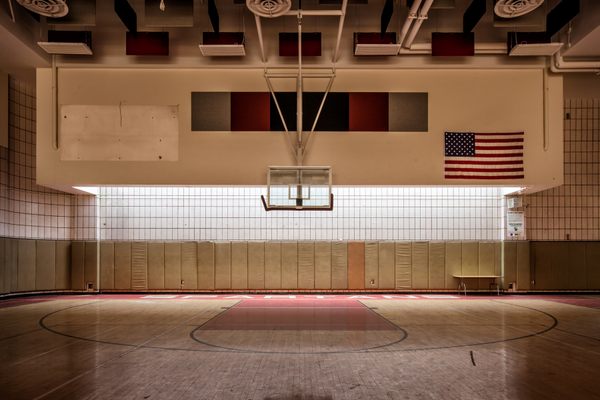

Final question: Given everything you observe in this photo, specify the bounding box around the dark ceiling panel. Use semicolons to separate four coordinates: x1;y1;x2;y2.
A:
546;0;580;37
114;0;137;32
463;0;486;33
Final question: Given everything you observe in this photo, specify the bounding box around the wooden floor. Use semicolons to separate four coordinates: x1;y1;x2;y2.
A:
1;294;599;400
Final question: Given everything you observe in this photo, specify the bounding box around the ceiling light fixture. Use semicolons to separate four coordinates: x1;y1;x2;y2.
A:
494;0;544;19
15;0;69;18
159;0;165;12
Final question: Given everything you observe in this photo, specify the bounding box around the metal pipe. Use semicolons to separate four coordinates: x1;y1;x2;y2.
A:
265;75;297;161
266;73;335;78
303;75;336;156
550;52;600;73
542;69;549;151
51;55;59;150
402;0;434;49
284;9;343;16
254;15;266;62
297;11;303;165
398;0;422;47
332;0;348;63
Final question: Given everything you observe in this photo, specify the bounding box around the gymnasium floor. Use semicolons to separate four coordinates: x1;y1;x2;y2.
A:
1;294;599;400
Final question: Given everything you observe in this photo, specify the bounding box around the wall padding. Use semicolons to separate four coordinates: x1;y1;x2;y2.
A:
587;242;600;289
165;242;182;289
84;241;98;289
428;242;445;289
71;241;85;290
364;242;379;289
265;242;282;289
568;242;587;290
114;242;132;290
444;242;461;289
281;242;298;289
298;242;315;289
36;241;56;291
516;241;530;290
0;238;5;294
331;242;348;289
503;242;518;288
17;240;36;292
411;242;429;289
478;242;499;289
395;242;411;289
131;242;148;290
215;242;231;289
378;242;395;289
461;242;479;276
100;242;115;290
147;242;165;289
314;242;331;289
248;242;265;289
231;242;248;289
181;242;198;290
196;242;213;289
532;242;560;290
7;239;17;292
347;242;365;289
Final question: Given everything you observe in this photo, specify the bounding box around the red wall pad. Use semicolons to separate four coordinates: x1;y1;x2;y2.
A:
279;32;322;57
349;93;389;131
431;32;475;56
230;92;270;131
126;32;169;56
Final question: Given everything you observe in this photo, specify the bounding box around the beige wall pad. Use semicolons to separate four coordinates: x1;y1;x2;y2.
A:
181;242;198;290
35;241;56;291
265;242;282;289
395;242;412;289
71;241;85;290
503;242;518;289
379;242;395;289
281;242;298;289
461;242;479;276
411;242;429;289
215;242;231;289
516;241;530;290
248;242;265;290
428;242;445;289
0;238;5;294
231;242;248;289
478;242;499;289
17;240;36;292
131;242;148;290
7;239;18;292
331;242;348;289
197;242;215;289
314;242;332;289
298;242;315;289
165;242;182;289
445;242;462;289
364;242;379;289
348;242;365;289
568;242;587;289
148;243;165;289
84;241;98;289
100;242;115;290
586;242;600;289
114;242;132;290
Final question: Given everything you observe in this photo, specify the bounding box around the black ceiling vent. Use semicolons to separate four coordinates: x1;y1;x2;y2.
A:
381;0;393;35
208;0;219;33
546;0;580;37
114;0;137;32
463;0;486;33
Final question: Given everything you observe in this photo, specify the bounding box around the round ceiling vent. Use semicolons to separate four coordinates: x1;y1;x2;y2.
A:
494;0;544;19
246;0;292;18
16;0;69;18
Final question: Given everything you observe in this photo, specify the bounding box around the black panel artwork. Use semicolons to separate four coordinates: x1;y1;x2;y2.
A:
269;92;349;132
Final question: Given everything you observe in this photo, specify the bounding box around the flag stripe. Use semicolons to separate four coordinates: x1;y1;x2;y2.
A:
445;160;522;165
475;145;523;151
476;138;524;143
445;175;525;180
445;167;524;173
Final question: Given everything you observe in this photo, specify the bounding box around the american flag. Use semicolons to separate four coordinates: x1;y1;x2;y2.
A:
444;132;524;180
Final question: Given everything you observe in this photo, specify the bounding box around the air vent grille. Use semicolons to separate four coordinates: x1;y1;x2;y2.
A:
246;0;292;18
199;44;246;56
354;43;401;56
494;0;545;19
509;42;563;56
16;0;68;17
37;42;93;55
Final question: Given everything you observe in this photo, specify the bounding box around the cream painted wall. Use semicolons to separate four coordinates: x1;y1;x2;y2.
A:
37;68;563;186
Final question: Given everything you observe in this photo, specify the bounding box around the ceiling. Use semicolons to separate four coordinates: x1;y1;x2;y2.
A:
0;0;599;76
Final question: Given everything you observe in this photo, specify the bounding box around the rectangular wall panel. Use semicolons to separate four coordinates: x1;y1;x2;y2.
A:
516;241;530;290
197;242;214;289
17;240;36;292
461;242;479;276
114;242;132;290
0;238;5;293
147;243;165;289
265;242;282;289
131;242;148;290
364;242;379;289
388;93;428;132
533;242;564;290
395;242;412;289
164;242;182;289
348;242;365;290
215;242;231;289
248;242;265;289
378;242;395;289
231;242;248;289
411;242;429;289
100;242;115;290
503;242;518;289
191;92;230;131
445;242;462;289
181;242;198;290
71;241;85;290
314;242;331;289
231;92;270;131
428;242;445;289
554;242;570;290
477;242;499;289
281;242;298;289
84;241;98;289
586;242;600;289
568;242;587;289
298;242;315;289
35;241;55;291
349;93;389;131
7;239;17;292
331;242;348;289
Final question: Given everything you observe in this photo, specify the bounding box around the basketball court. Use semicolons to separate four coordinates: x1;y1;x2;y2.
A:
2;294;599;399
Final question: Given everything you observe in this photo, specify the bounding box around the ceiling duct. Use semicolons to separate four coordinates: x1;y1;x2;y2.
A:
494;0;545;19
16;0;69;17
246;0;292;18
37;30;93;55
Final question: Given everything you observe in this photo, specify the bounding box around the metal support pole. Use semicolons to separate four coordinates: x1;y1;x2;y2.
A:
332;0;348;63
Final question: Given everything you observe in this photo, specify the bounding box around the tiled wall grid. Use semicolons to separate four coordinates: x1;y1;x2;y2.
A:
525;99;600;240
0;77;96;240
96;186;517;241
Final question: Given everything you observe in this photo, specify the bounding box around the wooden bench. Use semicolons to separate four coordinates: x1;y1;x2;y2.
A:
453;275;501;295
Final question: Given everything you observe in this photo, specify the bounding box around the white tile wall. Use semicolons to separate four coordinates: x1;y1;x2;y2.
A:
525;99;600;240
96;186;517;241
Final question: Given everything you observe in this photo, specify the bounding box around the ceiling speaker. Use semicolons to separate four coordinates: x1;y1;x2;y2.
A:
16;0;69;18
246;0;292;18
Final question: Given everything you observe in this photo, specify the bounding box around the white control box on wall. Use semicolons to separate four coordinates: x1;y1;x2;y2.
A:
0;70;8;148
